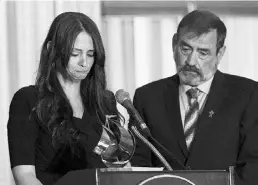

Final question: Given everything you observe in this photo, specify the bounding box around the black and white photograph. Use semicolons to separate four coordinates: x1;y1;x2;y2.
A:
1;1;258;185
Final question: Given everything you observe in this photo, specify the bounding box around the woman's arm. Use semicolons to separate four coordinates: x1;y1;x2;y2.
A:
8;86;42;184
12;165;43;185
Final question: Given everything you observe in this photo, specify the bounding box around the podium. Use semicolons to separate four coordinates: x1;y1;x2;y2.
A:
55;167;234;185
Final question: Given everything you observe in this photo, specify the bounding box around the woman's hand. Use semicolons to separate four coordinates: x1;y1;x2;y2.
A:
12;165;43;185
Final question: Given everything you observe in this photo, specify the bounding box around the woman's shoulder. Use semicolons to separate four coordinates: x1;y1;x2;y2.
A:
14;85;37;97
13;85;37;100
10;85;37;111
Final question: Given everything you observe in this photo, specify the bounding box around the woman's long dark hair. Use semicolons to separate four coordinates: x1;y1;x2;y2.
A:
35;12;123;152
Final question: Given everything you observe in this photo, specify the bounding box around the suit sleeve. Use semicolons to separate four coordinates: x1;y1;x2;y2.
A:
129;88;153;167
236;83;258;185
7;87;38;168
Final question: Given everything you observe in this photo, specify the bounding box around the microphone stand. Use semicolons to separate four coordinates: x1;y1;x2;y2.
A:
131;126;173;171
148;136;187;170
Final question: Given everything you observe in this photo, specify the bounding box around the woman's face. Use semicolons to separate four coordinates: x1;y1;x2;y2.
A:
66;31;95;82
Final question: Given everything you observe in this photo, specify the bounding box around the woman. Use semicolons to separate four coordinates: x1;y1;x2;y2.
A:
7;12;123;185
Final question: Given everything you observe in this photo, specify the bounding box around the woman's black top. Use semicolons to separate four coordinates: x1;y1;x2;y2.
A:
7;86;106;185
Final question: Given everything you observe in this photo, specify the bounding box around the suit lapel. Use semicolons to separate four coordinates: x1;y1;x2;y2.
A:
187;70;228;158
197;71;227;132
164;75;188;159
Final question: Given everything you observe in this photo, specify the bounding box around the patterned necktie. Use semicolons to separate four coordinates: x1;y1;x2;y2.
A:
184;88;201;149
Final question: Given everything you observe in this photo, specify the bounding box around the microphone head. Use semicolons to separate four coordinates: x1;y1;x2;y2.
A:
115;89;131;104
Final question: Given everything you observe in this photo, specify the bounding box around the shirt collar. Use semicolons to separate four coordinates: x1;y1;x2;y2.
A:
179;76;214;95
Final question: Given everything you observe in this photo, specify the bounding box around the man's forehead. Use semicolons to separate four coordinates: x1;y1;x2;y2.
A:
178;29;217;45
179;27;217;38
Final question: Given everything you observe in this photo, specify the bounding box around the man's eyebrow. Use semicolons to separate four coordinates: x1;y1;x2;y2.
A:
198;48;211;52
180;41;211;52
180;40;191;47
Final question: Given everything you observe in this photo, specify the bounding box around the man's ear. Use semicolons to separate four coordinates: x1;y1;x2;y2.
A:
172;33;178;52
217;45;226;64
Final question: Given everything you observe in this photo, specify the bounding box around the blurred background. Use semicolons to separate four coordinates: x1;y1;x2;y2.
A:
1;0;258;184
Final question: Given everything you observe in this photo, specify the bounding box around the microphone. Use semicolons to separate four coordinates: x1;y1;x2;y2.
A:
115;89;151;136
115;89;187;170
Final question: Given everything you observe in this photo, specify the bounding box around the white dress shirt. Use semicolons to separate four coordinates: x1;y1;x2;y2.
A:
179;77;214;126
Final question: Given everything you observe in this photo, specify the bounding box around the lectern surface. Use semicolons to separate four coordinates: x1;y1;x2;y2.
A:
54;169;232;185
97;170;230;185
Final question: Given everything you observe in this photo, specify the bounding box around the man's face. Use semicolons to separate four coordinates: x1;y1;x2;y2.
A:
173;29;225;86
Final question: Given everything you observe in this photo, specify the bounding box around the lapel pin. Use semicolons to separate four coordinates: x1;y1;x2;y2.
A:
209;110;214;118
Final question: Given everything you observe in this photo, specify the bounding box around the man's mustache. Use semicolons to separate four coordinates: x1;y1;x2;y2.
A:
179;65;201;74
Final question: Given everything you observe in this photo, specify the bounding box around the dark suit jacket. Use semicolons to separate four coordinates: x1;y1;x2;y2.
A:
129;70;258;185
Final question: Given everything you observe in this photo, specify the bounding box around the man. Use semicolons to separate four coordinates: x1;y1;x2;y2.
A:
130;10;258;185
